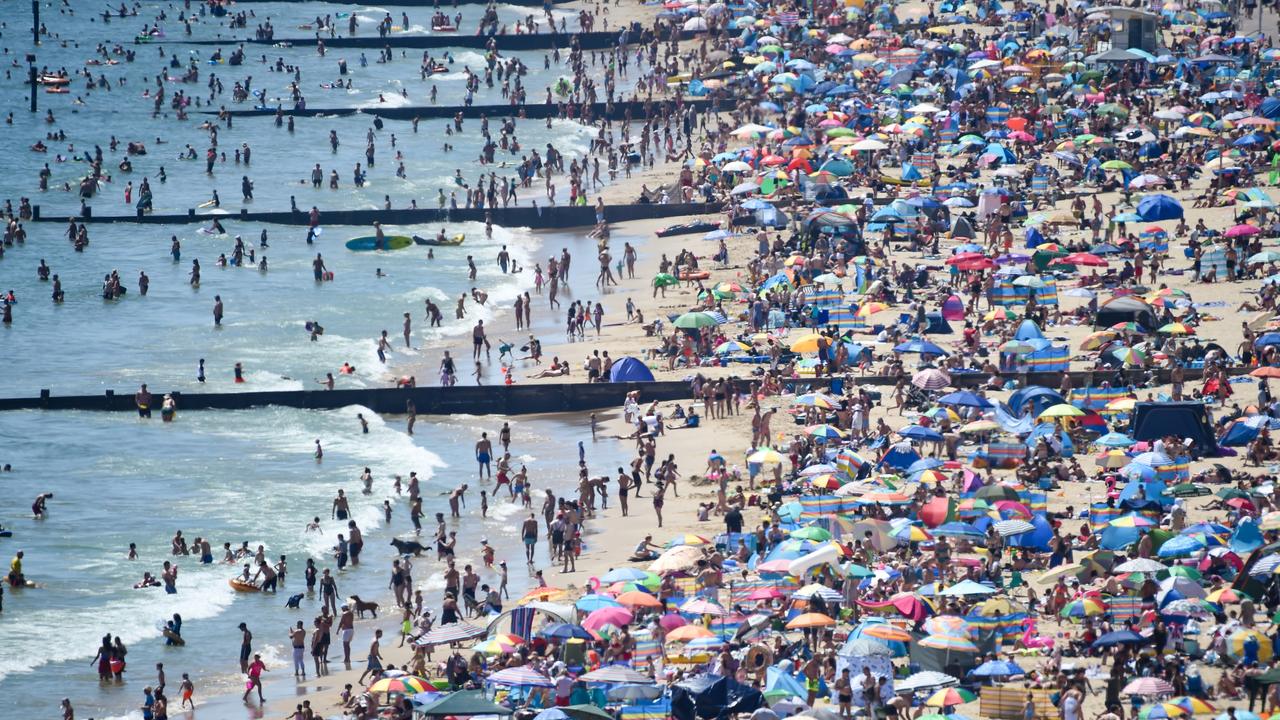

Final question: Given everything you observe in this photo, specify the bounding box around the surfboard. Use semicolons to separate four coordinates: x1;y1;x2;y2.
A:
345;235;412;251
197;200;217;208
412;233;464;246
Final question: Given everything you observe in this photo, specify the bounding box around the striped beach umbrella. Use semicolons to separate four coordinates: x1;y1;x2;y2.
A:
414;622;486;646
925;688;977;707
486;666;555;687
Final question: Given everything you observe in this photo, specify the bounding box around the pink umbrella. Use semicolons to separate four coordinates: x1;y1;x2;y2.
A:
1009;130;1036;142
659;613;688;630
757;559;793;573
825;44;847;54
582;607;634;632
748;587;786;601
1226;224;1260;238
680;598;729;616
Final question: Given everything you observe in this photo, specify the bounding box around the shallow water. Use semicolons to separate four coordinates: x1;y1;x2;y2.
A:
0;3;637;718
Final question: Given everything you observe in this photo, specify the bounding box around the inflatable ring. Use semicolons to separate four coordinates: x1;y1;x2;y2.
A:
744;644;774;671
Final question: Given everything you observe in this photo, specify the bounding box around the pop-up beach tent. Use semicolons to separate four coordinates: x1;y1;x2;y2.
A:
610;357;655;382
1129;402;1217;455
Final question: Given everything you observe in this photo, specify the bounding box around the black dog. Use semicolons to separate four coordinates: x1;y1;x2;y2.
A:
349;594;379;618
284;593;304;609
389;538;427;556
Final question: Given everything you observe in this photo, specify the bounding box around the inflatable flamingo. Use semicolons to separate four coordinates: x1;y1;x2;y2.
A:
1020;619;1055;650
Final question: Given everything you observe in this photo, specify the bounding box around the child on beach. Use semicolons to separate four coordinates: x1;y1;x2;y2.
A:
179;674;194;709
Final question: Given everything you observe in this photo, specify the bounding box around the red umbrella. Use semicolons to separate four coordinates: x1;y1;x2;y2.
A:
1226;497;1256;512
1056;252;1108;267
945;252;986;265
956;258;998;271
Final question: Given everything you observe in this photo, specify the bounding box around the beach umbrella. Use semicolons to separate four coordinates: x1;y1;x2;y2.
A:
615;590;662;608
608;684;664;702
665;624;715;642
896;671;960;693
415;622;487;646
540;623;596;641
1061;598;1108;619
1225;628;1273;662
970;659;1025;678
1158;323;1195;335
581;666;652;684
912;368;952;390
649;545;705;574
919;634;978;652
786;612;837;629
487;666;555;687
748;447;786;464
576;594;623;612
583;606;634;632
925;688;977;707
368;676;433;695
1114;558;1166;573
1039;403;1084;420
860;624;912;641
674;312;720;329
937;390;992;408
1124;677;1175;696
1092;630;1144;648
679;597;728;616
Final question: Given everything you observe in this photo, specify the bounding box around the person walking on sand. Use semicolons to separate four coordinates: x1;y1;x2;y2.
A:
289;621;307;679
242;653;266;703
652;481;667;527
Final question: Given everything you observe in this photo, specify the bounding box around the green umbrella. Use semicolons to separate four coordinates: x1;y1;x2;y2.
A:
825;128;857;138
1159;566;1202;581
790;526;833;541
673;312;720;329
563;705;615;720
652;273;678;288
1097;103;1130;118
1168;482;1211;497
1101;160;1133;170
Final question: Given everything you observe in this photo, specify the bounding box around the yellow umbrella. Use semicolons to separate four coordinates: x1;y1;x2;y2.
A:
960;420;1000;433
1038;403;1084;419
748;448;786;464
789;333;826;353
1106;398;1137;412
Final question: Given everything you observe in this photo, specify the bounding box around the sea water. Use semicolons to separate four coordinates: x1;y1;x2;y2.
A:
0;3;639;717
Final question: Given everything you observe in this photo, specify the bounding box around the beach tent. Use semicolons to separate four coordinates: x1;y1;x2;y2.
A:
1005;514;1053;551
671;675;764;720
941;295;965;321
1014;320;1045;341
1094;295;1156;329
610;357;656;383
1198;244;1229;279
924;312;953;334
1129;402;1217;455
1221;418;1262;446
418;691;514;717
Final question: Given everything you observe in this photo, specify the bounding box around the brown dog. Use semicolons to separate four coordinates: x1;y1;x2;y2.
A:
348;594;379;618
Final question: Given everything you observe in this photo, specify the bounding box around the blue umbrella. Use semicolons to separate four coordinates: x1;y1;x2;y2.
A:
906;458;946;474
934;522;985;538
601;567;653;583
937;390;993;408
1091;630;1145;648
1255;333;1280;348
1157;534;1206;558
575;594;623;612
540;623;595;640
1095;432;1135;447
1234;133;1267;146
1137;193;1184;221
899;425;944;441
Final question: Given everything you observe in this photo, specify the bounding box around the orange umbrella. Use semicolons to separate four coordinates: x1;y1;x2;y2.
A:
666;624;716;641
860;624;912;641
786;612;837;629
616;591;663;608
519;586;567;603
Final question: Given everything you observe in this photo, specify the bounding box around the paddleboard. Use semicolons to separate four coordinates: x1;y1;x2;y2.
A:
345;235;412;251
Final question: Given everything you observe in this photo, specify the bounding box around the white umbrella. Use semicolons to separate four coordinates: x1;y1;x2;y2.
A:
895;671;959;692
722;160;753;172
851;139;888;151
1113;558;1167;574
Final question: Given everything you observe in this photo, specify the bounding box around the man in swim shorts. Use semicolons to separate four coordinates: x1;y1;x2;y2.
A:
475;432;493;480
